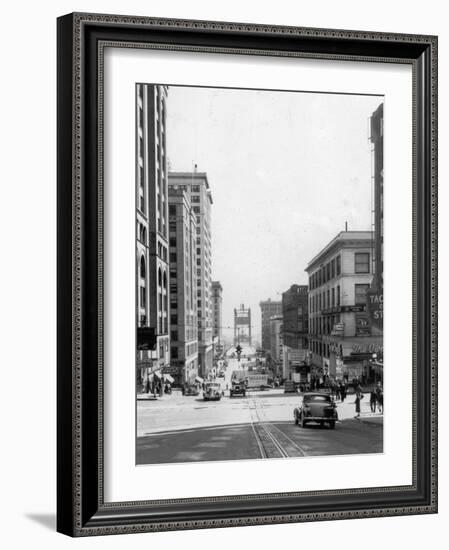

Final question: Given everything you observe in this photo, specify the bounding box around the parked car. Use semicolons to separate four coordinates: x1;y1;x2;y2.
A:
203;382;222;401
230;382;246;397
293;392;338;429
184;385;200;396
284;380;297;393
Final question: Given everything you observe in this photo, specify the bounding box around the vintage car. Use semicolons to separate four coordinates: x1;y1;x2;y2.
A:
284;380;297;393
183;384;200;396
229;382;246;397
293;392;338;429
203;382;222;401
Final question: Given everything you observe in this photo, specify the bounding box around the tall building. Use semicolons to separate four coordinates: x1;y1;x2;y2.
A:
370;103;384;292
306;231;382;382
167;187;199;385
168;171;213;377
259;299;282;351
212;281;223;342
282;285;309;349
366;103;384;341
234;304;252;346
136;84;170;379
269;315;283;377
282;285;309;380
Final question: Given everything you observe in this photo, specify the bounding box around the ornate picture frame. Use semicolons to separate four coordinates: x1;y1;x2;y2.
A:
57;12;437;536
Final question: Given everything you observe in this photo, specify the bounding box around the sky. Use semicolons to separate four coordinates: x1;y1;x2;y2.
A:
165;85;383;343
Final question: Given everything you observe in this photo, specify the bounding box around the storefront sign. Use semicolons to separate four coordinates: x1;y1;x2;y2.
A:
351;342;383;354
322;305;366;315
366;288;383;331
356;316;371;336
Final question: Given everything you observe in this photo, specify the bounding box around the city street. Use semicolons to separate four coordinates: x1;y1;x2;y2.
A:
137;384;383;464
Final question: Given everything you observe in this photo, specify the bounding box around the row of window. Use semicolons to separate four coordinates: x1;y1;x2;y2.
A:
310;283;370;314
310;315;341;336
309;253;371;290
310;256;341;289
310;286;340;313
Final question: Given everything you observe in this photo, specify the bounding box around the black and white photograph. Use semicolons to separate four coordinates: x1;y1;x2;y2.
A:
135;84;384;465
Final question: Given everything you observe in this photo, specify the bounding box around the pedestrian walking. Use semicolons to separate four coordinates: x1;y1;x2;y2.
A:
370;388;377;412
335;383;341;401
375;381;383;413
340;382;346;402
354;385;364;419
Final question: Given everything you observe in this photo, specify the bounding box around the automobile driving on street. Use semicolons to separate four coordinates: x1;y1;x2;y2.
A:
203;382;222;401
229;381;246;397
293;392;338;429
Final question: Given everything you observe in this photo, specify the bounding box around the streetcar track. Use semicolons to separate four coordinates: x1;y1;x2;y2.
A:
248;397;307;459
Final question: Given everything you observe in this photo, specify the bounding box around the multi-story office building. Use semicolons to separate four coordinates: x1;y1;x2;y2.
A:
366;103;384;344
136;84;170;378
306;231;382;382
167;187;199;385
282;285;309;349
269;315;283;377
259;299;282;352
282;285;309;380
168;170;213;378
212;281;223;342
370;103;384;292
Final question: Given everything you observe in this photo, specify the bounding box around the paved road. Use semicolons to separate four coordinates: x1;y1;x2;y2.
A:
136;390;383;465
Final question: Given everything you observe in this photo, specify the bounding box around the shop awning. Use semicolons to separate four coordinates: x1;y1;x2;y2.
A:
164;374;174;383
195;376;204;384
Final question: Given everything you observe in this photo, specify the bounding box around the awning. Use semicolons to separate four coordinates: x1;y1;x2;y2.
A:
195;376;204;384
164;374;174;383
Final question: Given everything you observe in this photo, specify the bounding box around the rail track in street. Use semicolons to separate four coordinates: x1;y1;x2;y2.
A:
248;397;306;459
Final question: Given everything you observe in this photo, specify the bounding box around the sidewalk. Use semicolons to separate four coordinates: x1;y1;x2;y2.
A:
137;389;184;401
336;392;383;426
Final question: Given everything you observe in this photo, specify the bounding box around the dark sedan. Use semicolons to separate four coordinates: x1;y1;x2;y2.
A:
294;392;338;429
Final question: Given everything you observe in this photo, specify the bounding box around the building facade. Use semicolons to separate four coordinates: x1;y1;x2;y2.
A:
269;315;283;378
306;231;382;383
167;187;199;385
282;285;309;381
211;281;223;343
136;84;170;380
168;170;213;378
282;285;309;349
259;299;282;352
370;103;384;292
366;103;384;349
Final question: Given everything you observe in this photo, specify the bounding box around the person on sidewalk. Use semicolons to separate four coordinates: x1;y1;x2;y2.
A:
370;388;377;412
354;385;364;419
340;381;346;403
335;382;341;401
375;382;384;413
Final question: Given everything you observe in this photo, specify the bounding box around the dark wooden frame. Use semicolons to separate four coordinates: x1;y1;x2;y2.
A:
57;12;438;537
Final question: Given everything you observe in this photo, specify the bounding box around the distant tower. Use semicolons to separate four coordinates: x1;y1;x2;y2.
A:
234;304;252;346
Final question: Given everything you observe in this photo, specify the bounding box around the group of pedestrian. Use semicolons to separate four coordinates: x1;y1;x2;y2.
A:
354;381;383;419
329;380;348;402
142;377;172;398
